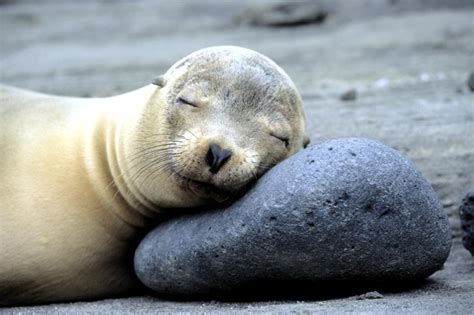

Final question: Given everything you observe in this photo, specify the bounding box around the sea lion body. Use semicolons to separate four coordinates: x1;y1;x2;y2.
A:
0;85;159;304
0;46;308;305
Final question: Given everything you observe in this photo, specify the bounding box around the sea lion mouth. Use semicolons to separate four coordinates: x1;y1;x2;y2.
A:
173;171;232;203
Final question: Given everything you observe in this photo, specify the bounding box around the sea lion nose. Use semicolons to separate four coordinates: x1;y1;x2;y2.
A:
206;144;232;174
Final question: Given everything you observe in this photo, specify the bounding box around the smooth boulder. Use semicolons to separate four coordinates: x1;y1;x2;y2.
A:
135;138;451;296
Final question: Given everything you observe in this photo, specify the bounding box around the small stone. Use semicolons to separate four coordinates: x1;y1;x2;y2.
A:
374;78;389;88
467;71;474;92
355;291;384;300
135;138;452;297
420;73;430;82
459;192;474;256
239;2;328;28
340;89;357;101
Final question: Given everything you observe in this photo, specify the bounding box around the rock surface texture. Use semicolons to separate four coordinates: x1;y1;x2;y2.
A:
135;138;452;296
459;192;474;255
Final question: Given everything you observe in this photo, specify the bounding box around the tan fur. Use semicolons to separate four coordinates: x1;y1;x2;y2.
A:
0;46;308;305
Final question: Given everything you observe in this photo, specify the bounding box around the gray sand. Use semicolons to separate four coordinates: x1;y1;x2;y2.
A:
2;241;472;314
0;0;472;313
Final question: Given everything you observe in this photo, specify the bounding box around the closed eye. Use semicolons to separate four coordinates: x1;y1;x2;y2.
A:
271;133;290;148
176;97;197;107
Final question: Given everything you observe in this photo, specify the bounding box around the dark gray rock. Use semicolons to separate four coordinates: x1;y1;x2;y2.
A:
459;192;474;255
340;89;357;101
135;138;451;297
467;71;474;92
239;2;328;27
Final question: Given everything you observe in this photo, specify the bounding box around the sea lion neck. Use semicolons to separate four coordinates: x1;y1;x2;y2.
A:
83;86;160;231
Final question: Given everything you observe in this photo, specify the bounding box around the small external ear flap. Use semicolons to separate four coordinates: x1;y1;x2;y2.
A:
303;136;311;148
152;75;166;87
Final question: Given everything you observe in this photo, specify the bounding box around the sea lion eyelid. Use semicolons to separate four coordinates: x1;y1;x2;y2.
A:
270;133;290;148
176;97;197;107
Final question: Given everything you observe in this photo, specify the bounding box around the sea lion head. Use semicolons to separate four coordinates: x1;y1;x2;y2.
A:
131;46;309;207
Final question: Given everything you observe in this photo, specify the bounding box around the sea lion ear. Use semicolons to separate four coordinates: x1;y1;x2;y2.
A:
303;135;311;148
152;75;166;88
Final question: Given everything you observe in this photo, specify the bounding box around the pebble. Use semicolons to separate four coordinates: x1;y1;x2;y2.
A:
340;89;357;101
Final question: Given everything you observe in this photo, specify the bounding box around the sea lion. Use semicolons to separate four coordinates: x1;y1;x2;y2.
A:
0;46;309;305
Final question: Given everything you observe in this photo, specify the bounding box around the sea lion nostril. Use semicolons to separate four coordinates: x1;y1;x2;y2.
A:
207;144;232;174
